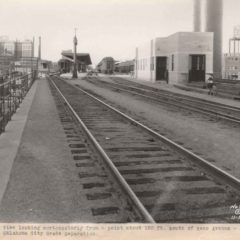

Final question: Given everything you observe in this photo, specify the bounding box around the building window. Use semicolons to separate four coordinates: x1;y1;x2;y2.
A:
171;54;174;71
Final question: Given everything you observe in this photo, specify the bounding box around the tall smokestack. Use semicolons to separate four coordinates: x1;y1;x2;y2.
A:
32;36;35;58
193;0;201;32
205;0;223;77
38;36;41;60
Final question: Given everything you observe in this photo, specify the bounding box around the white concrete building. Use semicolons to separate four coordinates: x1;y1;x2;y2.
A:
135;32;213;84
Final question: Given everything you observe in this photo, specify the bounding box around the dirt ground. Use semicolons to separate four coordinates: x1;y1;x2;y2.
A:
67;76;240;180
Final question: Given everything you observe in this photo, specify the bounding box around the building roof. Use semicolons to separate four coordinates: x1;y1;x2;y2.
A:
40;59;52;63
96;57;115;67
61;52;92;65
115;60;134;67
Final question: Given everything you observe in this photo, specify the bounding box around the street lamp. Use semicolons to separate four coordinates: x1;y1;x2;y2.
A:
72;28;78;79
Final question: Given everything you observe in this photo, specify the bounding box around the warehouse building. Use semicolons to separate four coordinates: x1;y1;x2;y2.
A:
115;60;134;74
223;29;240;80
135;32;213;84
96;57;115;74
223;54;240;80
58;50;92;73
0;38;36;74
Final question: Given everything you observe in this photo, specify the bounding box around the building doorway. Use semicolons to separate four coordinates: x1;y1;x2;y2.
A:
156;57;167;81
189;55;205;82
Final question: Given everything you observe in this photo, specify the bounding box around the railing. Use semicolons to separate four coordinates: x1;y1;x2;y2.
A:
0;71;37;135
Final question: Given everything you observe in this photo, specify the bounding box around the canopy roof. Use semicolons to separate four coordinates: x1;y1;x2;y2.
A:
60;52;92;65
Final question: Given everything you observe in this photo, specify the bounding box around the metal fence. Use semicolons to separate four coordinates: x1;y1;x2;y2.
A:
0;71;37;135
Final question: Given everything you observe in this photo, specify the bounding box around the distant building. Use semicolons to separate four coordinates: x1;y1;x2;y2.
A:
223;54;240;80
38;59;52;73
14;58;38;73
223;33;240;80
96;57;115;74
135;32;213;84
50;62;59;72
115;60;134;74
0;38;36;74
58;50;92;73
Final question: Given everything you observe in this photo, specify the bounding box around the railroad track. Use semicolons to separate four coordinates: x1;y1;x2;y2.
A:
84;76;240;124
48;77;135;223
48;75;240;223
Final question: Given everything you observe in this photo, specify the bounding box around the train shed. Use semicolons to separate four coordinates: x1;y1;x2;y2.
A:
135;32;213;84
58;51;92;73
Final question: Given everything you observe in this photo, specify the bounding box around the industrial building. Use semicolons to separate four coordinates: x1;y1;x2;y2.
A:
224;54;240;80
134;0;222;84
0;37;36;74
115;60;134;74
223;27;240;80
135;32;213;84
96;57;115;74
58;50;92;73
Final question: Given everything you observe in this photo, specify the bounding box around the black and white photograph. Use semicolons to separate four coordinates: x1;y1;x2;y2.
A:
0;0;240;239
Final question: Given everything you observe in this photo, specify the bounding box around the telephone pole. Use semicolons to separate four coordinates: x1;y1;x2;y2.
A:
72;28;78;79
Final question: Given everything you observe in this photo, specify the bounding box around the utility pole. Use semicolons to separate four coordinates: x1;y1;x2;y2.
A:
32;37;35;79
72;28;78;79
38;36;41;60
37;36;41;78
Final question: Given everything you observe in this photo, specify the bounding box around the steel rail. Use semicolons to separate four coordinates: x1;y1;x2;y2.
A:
69;81;240;194
86;78;240;124
106;76;240;110
49;77;155;223
106;78;240;112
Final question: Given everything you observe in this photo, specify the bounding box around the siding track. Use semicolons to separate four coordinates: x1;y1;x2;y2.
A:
84;76;240;125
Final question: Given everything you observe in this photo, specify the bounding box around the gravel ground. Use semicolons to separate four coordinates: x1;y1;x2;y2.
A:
67;76;240;180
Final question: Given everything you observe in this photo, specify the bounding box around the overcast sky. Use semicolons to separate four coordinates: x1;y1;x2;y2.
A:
0;0;240;65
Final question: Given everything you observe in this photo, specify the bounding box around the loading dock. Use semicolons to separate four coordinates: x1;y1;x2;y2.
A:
189;54;206;82
156;57;167;81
